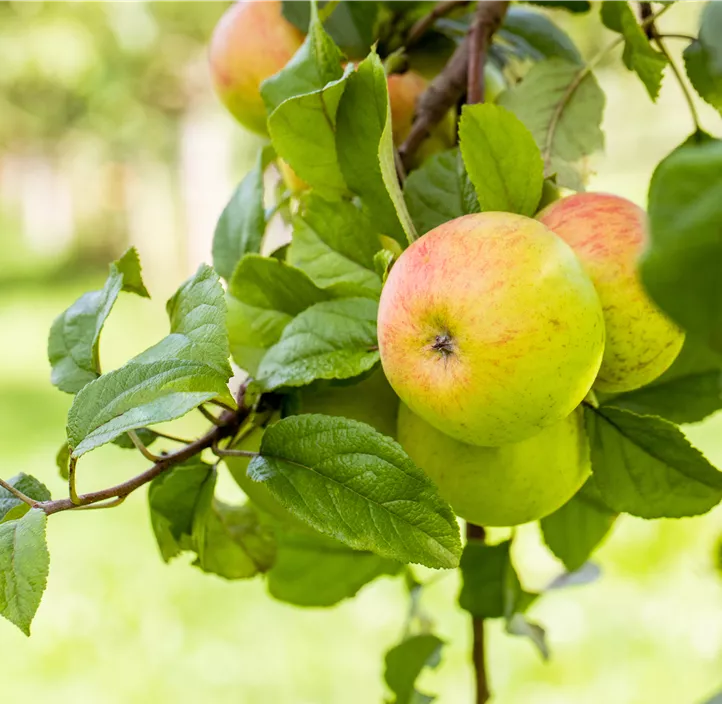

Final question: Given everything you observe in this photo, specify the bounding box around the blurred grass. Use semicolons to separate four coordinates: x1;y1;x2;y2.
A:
1;3;722;704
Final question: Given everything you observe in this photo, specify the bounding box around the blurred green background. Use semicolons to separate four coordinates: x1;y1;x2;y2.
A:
1;2;721;703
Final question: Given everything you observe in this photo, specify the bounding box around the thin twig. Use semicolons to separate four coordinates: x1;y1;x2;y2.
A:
0;478;37;508
68;456;80;505
211;441;259;459
406;0;471;50
35;408;245;516
151;430;193;445
72;497;127;511
656;33;696;42
208;398;236;413
467;2;508;104
127;430;163;463
198;405;222;426
467;522;490;704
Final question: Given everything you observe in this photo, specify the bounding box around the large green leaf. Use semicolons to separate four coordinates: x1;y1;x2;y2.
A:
600;1;667;100
48;247;149;394
148;458;214;562
526;1;590;12
248;414;462;569
0;509;49;635
403;149;475;236
336;52;417;245
500;7;582;65
0;474;51;525
602;337;722;425
384;634;444;704
268;74;350;200
67;265;232;457
585;406;722;518
267;526;399;607
541;479;617;572
684;3;722;114
212;148;269;282
288;194;382;298
499;58;605;190
459;103;544;216
226;254;331;375
264;3;346;113
642;138;722;352
257;298;380;391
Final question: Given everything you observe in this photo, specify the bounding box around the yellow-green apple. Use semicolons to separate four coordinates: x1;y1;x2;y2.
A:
538;193;685;392
224;369;399;522
397;404;590;527
209;0;303;134
377;212;605;447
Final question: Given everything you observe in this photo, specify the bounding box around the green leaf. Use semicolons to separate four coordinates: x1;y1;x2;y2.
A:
282;0;381;58
600;1;667;100
227;253;332;375
267;526;399;606
602;337;722;425
194;499;277;580
268;72;350;200
384;634;444;704
148;458;214;562
458;538;547;658
541;478;617;572
702;689;722;704
685;39;722;114
48;246;149;394
0;509;49;635
257;298;380;390
67;265;232;457
459;103;544;216
499;58;605;190
500;7;582;65
263;4;345;114
585;406;722;519
526;1;591;12
288;194;383;298
212;148;269;282
0;474;51;524
336;52;417;246
403;149;479;236
642;138;722;352
248;414;462;569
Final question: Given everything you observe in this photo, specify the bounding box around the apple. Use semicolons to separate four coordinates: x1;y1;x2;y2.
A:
377;212;605;447
209;0;304;134
397;404;590;527
224;369;399;522
538;193;685;392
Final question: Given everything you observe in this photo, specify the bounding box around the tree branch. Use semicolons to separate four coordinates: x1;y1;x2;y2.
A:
467;1;508;104
467;522;490;704
405;0;471;50
35;408;244;516
0;478;38;508
398;1;508;169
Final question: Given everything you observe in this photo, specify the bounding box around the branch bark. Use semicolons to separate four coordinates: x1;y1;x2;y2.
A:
467;1;508;104
36;408;244;516
399;1;508;169
467;522;490;704
405;0;471;50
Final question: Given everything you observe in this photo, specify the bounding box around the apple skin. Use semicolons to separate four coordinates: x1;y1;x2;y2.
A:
224;369;399;522
538;193;685;393
209;0;303;134
397;404;591;527
377;212;605;447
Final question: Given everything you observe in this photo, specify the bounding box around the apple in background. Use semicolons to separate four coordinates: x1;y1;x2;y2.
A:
397;404;590;527
538;193;685;393
209;0;303;134
224;369;399;522
377;212;605;447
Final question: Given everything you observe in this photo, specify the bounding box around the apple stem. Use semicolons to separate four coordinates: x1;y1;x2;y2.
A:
467;522;490;704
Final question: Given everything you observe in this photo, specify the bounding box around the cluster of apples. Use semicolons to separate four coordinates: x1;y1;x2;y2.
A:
382;196;685;526
208;1;505;163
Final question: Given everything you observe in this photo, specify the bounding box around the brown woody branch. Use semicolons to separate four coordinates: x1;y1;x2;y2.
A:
467;522;490;704
467;1;508;105
405;0;471;50
399;1;508;169
35;409;245;516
